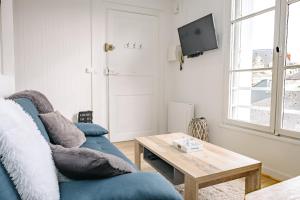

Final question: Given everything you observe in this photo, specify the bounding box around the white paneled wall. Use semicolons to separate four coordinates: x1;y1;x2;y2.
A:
14;0;92;120
1;0;15;76
0;0;15;96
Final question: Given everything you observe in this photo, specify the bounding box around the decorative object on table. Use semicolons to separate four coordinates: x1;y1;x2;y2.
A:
188;117;209;142
172;137;202;153
78;111;93;123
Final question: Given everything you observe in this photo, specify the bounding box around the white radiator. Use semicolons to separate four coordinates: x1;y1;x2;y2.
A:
168;102;194;133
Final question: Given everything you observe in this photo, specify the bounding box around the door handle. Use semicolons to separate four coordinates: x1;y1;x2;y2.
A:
104;43;115;52
104;68;119;76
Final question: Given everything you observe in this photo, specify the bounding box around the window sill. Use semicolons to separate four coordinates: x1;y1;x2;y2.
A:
219;123;300;146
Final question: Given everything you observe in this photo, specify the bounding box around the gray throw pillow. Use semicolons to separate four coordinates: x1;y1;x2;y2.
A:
50;145;136;180
40;111;86;148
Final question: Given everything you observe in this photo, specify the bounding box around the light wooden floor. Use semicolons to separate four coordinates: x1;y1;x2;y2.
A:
114;140;279;189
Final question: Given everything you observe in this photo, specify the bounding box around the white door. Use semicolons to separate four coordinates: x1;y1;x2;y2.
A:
106;9;159;142
14;0;92;120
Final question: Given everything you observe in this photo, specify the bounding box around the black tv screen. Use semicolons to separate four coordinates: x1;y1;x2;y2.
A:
178;14;218;56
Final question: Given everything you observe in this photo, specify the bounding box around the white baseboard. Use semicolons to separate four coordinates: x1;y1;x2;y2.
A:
262;165;293;181
109;131;156;143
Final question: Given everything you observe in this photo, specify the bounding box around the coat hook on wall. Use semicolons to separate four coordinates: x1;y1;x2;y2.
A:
124;42;143;50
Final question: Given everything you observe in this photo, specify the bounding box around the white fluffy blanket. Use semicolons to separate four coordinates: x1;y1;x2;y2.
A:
0;98;59;200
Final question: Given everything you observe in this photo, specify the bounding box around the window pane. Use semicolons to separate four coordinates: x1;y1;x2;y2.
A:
230;70;272;126
233;0;275;19
232;11;275;70
282;68;300;132
286;1;300;66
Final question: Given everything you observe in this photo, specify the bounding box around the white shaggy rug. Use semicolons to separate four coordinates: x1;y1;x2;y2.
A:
175;178;245;200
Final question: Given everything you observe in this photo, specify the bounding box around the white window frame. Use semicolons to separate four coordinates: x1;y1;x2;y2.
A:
225;0;300;139
275;0;300;139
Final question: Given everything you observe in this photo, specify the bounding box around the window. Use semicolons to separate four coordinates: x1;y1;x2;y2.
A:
278;0;300;137
227;0;300;138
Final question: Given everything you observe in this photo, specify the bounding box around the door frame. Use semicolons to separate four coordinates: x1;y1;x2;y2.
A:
104;2;161;141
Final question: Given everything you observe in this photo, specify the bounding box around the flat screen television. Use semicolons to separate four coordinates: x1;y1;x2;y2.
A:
178;14;218;57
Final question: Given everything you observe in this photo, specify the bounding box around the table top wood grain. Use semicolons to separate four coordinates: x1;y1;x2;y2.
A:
136;133;261;181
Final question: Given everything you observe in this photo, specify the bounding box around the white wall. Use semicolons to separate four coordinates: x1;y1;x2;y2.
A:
0;0;15;97
167;0;300;180
14;0;95;121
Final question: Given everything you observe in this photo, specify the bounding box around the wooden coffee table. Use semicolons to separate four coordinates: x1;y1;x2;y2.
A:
135;133;262;200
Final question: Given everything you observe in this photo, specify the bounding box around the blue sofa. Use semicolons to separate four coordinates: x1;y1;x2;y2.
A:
0;98;182;200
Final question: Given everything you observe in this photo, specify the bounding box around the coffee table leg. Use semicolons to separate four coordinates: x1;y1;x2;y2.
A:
245;166;261;194
134;140;142;170
184;175;198;200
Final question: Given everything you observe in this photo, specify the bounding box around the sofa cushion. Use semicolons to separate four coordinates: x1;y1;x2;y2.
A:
40;111;86;148
59;172;183;200
14;98;50;141
75;123;108;137
51;144;135;180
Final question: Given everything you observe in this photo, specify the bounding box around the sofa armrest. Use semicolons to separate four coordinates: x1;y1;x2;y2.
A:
75;123;108;137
